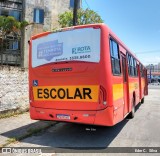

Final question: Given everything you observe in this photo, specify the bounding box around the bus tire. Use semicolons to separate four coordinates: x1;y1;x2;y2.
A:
141;97;144;104
127;98;135;119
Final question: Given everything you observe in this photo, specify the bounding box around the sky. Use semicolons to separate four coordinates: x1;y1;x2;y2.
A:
82;0;160;65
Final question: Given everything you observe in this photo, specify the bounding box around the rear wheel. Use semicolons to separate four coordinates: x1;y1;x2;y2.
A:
141;97;144;104
127;98;135;119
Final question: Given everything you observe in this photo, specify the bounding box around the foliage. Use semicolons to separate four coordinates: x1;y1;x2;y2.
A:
58;8;103;28
0;16;29;38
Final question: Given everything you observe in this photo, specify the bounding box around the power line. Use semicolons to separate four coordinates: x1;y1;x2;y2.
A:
83;0;90;9
135;50;160;54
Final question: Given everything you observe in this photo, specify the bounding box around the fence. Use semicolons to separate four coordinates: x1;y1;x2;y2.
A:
0;35;21;66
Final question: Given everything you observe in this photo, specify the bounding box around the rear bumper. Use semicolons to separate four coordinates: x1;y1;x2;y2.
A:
30;106;114;126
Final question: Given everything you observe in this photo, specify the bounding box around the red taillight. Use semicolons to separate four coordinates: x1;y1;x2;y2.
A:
98;86;107;109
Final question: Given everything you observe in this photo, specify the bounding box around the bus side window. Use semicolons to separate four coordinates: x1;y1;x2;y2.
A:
130;55;134;76
134;59;138;77
110;39;121;75
127;53;132;76
127;53;137;77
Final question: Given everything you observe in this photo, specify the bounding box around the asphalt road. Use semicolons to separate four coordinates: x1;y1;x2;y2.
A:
8;85;160;155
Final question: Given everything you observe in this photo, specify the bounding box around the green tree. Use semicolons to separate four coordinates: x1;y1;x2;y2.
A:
0;16;29;38
58;8;103;28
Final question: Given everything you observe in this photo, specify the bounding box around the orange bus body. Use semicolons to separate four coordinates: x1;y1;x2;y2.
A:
29;24;148;126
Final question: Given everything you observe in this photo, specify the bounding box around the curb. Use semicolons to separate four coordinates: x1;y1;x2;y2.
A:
0;121;58;147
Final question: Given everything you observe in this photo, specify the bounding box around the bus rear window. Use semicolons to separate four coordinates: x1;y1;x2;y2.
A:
32;28;100;68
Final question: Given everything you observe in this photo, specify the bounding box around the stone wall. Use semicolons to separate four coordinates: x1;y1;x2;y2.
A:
0;66;29;113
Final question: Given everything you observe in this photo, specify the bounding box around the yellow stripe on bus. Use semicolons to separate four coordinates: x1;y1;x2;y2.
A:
33;85;99;102
113;84;124;101
141;79;145;88
113;82;139;101
129;82;139;92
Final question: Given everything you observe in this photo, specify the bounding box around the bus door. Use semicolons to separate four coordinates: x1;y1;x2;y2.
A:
121;54;129;116
144;69;148;95
138;64;142;99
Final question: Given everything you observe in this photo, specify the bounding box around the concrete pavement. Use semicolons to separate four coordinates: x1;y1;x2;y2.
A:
0;112;56;147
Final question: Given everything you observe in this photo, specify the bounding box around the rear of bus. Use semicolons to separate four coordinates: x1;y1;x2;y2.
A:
29;24;114;126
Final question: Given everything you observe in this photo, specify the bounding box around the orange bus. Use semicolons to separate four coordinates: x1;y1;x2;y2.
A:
29;24;148;126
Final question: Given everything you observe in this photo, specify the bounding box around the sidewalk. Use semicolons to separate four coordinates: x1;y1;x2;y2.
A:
0;112;55;147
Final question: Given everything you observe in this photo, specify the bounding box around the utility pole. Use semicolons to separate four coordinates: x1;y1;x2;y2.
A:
73;0;80;26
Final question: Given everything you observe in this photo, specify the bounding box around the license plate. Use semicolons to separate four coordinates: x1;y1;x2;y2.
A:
56;114;70;120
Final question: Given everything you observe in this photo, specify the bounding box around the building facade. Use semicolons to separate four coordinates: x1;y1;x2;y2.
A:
146;64;160;83
0;0;23;66
0;0;73;68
